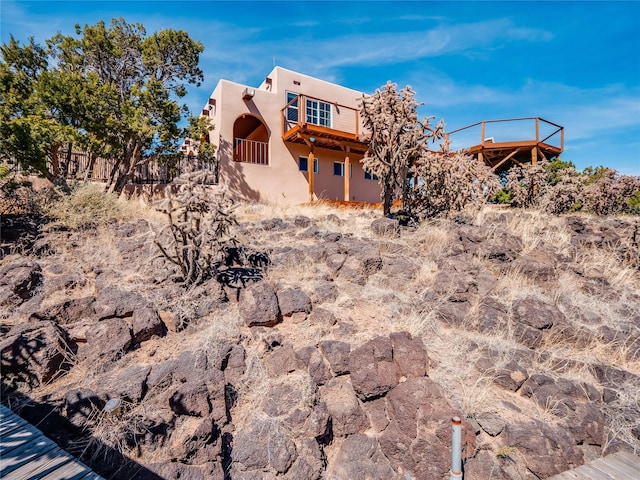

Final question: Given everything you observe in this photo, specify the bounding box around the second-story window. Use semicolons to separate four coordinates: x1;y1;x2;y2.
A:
286;92;298;122
306;99;331;127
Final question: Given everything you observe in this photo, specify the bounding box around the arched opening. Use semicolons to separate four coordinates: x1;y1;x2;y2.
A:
233;115;269;165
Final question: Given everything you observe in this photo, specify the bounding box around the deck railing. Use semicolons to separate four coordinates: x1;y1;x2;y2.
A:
446;117;564;151
281;94;360;138
234;138;269;165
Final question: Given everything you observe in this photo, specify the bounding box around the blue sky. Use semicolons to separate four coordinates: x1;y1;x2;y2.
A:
2;1;639;175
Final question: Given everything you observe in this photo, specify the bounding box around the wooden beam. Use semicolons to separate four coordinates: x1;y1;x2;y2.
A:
490;148;522;171
531;146;538;166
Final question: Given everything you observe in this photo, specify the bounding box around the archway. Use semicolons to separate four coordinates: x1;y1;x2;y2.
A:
233;115;269;165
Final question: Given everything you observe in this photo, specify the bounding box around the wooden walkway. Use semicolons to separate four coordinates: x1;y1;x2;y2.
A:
0;404;103;480
549;451;640;480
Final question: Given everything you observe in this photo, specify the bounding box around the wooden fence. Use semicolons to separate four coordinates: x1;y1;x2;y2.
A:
49;150;218;185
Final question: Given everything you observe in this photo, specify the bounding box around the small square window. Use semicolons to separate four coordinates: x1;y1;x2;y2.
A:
365;171;379;181
300;156;319;173
333;162;344;177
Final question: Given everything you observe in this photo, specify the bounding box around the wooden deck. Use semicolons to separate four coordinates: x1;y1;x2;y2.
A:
549;451;640;480
0;405;103;480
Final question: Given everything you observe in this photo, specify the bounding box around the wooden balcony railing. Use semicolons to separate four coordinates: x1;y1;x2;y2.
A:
234;138;269;165
446;117;564;152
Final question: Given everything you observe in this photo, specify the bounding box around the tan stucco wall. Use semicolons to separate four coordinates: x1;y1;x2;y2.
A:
203;67;380;205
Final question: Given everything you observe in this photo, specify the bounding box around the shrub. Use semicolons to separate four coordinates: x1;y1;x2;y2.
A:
581;168;640;215
153;174;237;288
46;183;125;228
406;141;500;218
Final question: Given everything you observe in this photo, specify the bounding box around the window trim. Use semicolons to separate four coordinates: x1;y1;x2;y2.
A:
333;161;344;177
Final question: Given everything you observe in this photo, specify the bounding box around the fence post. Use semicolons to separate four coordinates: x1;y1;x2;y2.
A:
450;416;463;480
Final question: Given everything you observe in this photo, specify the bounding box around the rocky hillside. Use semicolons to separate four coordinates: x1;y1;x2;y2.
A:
1;199;639;480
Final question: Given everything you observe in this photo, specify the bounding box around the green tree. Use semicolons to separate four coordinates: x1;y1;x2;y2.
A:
1;19;204;193
359;82;443;216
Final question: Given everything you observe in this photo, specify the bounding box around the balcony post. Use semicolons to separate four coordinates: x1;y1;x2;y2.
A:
308;138;315;202
344;147;351;201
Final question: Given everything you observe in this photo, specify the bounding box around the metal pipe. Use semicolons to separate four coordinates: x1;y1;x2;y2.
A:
450;416;463;480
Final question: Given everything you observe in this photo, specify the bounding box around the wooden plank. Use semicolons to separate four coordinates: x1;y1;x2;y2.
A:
3;447;72;480
0;437;58;475
592;457;639;478
606;451;640;472
0;426;42;455
0;406;29;436
613;452;640;471
571;462;617;480
37;458;94;480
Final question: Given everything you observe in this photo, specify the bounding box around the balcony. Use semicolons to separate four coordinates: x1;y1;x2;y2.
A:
281;94;368;153
234;138;269;165
446;117;564;172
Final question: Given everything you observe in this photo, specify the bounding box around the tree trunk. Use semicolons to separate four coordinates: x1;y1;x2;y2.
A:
383;186;394;217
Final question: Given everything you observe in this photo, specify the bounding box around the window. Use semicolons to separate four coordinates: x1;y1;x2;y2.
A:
306;99;331;127
286;92;298;122
299;156;318;173
333;162;344;177
364;171;379;181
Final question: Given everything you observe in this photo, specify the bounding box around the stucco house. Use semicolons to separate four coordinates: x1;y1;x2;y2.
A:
184;67;381;205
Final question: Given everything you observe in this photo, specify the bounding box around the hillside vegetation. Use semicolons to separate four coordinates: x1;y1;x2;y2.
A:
1;186;639;479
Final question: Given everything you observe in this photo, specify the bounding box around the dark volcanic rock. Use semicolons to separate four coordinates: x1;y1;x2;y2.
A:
318;340;350;375
2;320;76;387
502;420;583;477
233;419;298;474
349;336;400;400
512;296;565;330
276;287;312;317
390;331;428;378
132;307;167;343
0;259;43;305
239;281;281;327
371;217;400;238
83;317;132;362
329;433;397;480
321;376;368;436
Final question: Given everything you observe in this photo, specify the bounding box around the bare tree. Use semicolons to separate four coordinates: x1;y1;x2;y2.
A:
359;82;443;216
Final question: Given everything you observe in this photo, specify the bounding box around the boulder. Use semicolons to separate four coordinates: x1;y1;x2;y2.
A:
318;340;350;375
371;217;400;238
277;288;312;317
239;282;281;327
512;296;565;330
131;307;167;343
84;317;132;362
502;420;583;477
1;320;76;387
328;433;398;480
321;376;368;436
232;419;298;474
390;331;428;378
0;259;43;306
349;336;400;400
